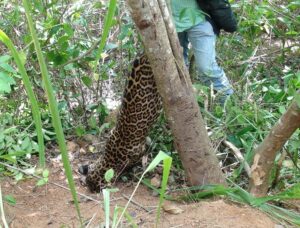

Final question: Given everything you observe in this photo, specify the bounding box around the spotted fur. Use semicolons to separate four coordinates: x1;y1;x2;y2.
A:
84;55;162;192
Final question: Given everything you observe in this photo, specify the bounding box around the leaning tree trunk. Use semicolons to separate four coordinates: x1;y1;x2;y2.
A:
126;0;226;186
249;90;300;197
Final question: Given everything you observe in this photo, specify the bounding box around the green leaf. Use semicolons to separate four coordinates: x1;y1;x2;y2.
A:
24;167;35;175
3;126;17;134
0;72;15;93
145;151;171;173
63;23;74;37
0;55;11;63
42;169;49;178
0;62;16;73
94;1;104;9
88;116;97;129
104;168;114;183
75;126;85;137
99;123;110;134
36;178;47;186
4;195;16;205
57;35;69;50
294;92;300;108
15;172;23;181
21;137;31;150
278;106;286;114
81;76;93;87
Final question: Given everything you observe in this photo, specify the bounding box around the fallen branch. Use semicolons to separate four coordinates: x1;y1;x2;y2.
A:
223;140;251;178
249;90;300;197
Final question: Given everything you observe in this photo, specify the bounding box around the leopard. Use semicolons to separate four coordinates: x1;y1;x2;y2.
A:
81;55;162;192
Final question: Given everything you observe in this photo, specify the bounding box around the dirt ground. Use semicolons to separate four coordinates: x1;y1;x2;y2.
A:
1;166;278;228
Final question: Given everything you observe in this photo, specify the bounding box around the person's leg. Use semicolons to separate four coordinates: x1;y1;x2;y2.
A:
177;31;190;67
187;21;233;104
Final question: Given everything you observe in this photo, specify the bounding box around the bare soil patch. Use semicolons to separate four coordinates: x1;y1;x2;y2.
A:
2;167;277;228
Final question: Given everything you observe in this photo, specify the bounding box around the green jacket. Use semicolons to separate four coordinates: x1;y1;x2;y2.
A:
171;0;205;32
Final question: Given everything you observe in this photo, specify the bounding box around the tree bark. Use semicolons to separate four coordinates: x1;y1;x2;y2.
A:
249;90;300;197
126;0;226;186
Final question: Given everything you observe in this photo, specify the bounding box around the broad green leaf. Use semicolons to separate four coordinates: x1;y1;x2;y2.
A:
0;72;15;93
24;167;35;175
81;76;93;87
3;126;17;135
21;137;31;150
15;172;23;181
88;116;97;128
278;106;286;114
36;178;47;186
0;62;16;73
0;55;11;63
75;126;85;137
63;23;74;37
42;169;49;178
94;1;104;8
104;168;114;183
57;35;69;50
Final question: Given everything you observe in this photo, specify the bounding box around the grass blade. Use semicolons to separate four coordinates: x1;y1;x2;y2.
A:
21;0;82;224
178;183;300;226
156;152;172;224
112;206;137;228
103;189;110;228
260;203;300;226
115;151;172;227
93;0;117;73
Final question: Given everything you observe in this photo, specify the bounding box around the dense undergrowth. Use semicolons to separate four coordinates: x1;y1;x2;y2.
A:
0;0;300;226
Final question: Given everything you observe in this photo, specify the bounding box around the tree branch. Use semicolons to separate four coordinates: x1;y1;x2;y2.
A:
249;90;300;196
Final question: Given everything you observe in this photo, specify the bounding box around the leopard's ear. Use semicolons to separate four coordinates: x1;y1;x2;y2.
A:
78;164;89;175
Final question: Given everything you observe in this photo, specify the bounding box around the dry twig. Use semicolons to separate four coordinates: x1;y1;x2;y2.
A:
0;161;101;204
223;140;251;177
122;194;151;212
